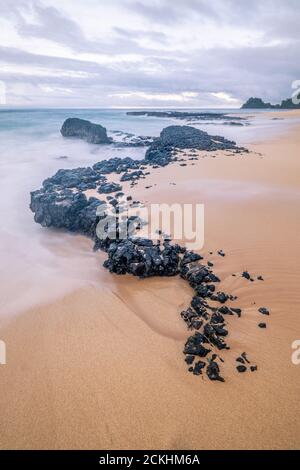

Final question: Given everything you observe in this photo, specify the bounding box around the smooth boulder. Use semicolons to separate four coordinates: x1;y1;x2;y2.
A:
61;118;111;144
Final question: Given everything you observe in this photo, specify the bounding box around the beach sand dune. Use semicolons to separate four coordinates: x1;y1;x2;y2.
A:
0;114;300;449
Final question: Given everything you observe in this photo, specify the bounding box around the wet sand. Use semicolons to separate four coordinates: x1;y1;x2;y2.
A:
0;112;300;449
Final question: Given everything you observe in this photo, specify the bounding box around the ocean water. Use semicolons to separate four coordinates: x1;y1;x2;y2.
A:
0;107;296;317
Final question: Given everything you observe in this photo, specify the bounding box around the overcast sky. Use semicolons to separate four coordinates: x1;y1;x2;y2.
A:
0;0;299;108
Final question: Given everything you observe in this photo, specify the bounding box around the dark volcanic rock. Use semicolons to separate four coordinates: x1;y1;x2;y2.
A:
242;270;251;280
93;157;140;174
103;238;181;278
43;167;104;190
159;125;237;151
30;123;260;384
145;125;242;167
206;360;224;382
30;189;105;237
127;110;245;122
258;322;266;328
184;332;211;357
241;96;300;110
203;323;228;350
258;307;270;315
236;365;247;373
181;307;203;330
193;361;206;375
120;170;144;182
98;182;122;194
185;355;195;365
61;118;111;144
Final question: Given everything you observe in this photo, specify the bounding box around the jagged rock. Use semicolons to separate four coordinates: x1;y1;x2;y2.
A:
181;264;219;286
211;291;228;303
193;284;215;298
61;118;111;144
184;332;211;357
191;296;209;317
193;361;206;375
218;306;232;315
30;189;105;237
206;360;224;382
241;352;250;363
93;157;139;174
236;356;245;364
203;323;228;350
258;307;270;315
30;123;260;384
185;355;195;365
98;182;122;194
127;110;245;122
145;125;242;166
43;167;105;190
181;307;203;330
103;238;181;278
242;271;251;280
120;170;144;182
231;307;242;317
210;312;225;324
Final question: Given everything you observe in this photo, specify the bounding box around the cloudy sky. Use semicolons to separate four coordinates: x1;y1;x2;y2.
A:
0;0;299;108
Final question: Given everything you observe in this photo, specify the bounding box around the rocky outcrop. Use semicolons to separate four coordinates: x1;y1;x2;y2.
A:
30;124;264;382
127;111;245;122
145;125;242;166
30;166;107;236
30;189;105;237
61;118;111;144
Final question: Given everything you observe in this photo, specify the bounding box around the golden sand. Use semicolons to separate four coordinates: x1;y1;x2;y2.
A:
0;112;300;449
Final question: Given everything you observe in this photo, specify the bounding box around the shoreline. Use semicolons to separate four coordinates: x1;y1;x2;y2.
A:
0;111;300;449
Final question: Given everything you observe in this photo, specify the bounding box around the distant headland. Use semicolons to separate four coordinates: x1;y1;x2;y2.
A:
241;97;300;109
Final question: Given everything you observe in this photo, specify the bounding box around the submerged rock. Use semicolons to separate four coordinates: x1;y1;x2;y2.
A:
43;167;105;190
61;118;111;144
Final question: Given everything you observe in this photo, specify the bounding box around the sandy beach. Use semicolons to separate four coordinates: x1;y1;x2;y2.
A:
0;111;300;449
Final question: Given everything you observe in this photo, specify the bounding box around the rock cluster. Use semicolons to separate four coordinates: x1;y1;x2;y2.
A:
127;110;245;122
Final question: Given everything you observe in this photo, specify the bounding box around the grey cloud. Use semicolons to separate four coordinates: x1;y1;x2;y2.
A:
0;0;299;106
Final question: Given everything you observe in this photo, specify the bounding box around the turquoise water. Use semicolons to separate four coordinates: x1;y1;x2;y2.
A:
0;107;295;317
